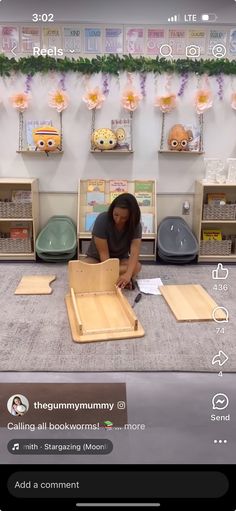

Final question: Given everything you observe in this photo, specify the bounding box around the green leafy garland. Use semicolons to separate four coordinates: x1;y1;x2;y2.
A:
1;53;236;76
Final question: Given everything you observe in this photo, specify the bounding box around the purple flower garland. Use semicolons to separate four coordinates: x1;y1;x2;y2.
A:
140;73;147;97
59;72;66;91
216;74;224;100
24;74;32;94
102;73;110;96
177;72;189;97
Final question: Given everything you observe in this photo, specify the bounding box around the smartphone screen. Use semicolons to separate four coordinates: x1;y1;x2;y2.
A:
0;0;235;509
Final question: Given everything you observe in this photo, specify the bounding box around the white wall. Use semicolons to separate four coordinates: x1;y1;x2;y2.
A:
1;72;235;194
1;0;236;227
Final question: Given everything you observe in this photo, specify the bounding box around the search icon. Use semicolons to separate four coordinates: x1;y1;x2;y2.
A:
160;44;173;58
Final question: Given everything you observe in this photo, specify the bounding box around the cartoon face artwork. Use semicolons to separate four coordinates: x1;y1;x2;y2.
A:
33;125;61;152
167;124;193;151
116;128;126;143
91;128;117;150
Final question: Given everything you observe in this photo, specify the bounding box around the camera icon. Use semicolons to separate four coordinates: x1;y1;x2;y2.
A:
117;400;126;410
185;44;201;58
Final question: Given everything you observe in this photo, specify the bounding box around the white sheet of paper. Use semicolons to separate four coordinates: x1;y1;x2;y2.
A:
137;278;164;295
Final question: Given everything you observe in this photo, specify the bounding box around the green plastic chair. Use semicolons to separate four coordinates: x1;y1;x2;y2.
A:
36;247;77;262
36;216;77;260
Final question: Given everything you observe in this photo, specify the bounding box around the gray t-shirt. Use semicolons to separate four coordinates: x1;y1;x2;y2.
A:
86;212;142;260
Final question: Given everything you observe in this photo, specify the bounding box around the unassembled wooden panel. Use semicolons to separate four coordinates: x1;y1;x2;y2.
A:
15;275;56;294
68;259;119;293
160;284;227;322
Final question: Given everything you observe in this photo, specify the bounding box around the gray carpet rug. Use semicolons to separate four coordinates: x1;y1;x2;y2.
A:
0;261;235;372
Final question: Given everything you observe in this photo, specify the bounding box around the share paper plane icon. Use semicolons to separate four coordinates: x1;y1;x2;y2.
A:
212;350;229;367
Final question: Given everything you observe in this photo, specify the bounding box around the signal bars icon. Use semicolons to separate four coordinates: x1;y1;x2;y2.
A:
168;14;180;22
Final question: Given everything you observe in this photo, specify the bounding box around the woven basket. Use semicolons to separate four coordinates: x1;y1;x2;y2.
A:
200;240;232;256
0;202;32;218
0;238;32;253
203;204;236;220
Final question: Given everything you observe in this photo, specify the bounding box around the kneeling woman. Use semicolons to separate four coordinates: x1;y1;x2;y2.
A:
85;193;142;289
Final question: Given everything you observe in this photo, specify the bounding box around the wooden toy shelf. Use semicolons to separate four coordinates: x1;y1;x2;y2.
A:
193;180;236;262
0;178;39;260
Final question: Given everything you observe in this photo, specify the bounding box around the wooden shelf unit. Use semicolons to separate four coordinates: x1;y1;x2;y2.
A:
90;149;133;154
193;180;236;263
0;178;39;260
158;150;204;155
17;150;64;155
77;179;157;261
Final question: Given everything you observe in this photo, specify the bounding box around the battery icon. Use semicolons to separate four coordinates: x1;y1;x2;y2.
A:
201;13;217;21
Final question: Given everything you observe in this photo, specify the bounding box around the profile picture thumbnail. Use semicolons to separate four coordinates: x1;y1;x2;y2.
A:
7;395;29;417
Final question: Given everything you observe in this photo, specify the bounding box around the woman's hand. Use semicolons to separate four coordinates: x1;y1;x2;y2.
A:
116;272;132;289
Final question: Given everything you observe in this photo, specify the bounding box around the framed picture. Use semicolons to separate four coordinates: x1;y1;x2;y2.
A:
203;158;226;183
226;158;236;183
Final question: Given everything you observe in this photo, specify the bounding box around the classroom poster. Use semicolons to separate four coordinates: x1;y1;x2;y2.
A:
84;27;102;53
141;213;154;234
146;28;165;55
188;29;206;54
168;28;186;56
125;27;145;54
87;179;105;192
104;27;123;53
208;28;227;55
109;180;128;192
42;26;62;50
229;28;236;56
0;26;19;52
21;26;41;52
63;26;81;53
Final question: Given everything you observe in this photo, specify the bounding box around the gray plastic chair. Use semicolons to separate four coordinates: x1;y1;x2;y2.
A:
158;217;198;256
157;217;198;263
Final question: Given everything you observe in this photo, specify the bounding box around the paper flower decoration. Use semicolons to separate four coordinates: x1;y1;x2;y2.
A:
48;89;69;112
154;94;177;113
231;92;236;110
10;92;30;112
195;89;213;114
83;87;105;110
122;87;142;111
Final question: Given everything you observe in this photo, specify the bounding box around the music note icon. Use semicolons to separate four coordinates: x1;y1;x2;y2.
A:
12;443;19;451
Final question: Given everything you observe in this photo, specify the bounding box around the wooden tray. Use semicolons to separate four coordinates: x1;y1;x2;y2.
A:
160;284;227;322
65;259;144;342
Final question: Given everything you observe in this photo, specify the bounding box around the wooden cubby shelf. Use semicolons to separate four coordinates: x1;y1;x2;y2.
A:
0;178;39;261
193;180;236;263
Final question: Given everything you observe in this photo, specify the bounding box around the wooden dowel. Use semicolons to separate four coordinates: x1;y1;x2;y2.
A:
71;287;83;335
116;287;138;330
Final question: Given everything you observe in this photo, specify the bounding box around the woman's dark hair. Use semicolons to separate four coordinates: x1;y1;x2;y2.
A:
108;193;141;242
12;396;22;407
